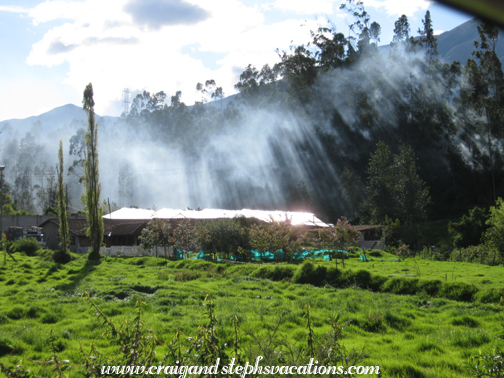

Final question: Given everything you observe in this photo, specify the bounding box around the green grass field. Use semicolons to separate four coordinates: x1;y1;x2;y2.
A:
0;251;503;377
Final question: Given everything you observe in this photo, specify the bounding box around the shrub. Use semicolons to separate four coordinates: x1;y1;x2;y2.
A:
344;270;377;290
53;249;72;264
14;237;41;256
326;266;343;286
292;261;327;286
252;265;295;281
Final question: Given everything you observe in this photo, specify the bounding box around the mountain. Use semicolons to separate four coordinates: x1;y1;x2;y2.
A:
377;18;504;66
0;104;117;141
436;18;504;65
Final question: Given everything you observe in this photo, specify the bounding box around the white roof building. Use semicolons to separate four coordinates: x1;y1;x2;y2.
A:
103;208;329;228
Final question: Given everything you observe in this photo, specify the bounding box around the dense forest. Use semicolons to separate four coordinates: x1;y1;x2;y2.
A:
2;6;503;236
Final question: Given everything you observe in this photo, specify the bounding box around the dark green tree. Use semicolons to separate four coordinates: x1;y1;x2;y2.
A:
418;10;438;60
362;142;430;225
340;166;360;218
57;140;70;255
448;206;489;248
464;22;504;201
393;144;431;225
390;14;417;55
83;83;104;260
198;218;249;259
361;141;395;223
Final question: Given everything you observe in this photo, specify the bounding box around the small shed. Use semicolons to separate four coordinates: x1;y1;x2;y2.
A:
354;225;384;250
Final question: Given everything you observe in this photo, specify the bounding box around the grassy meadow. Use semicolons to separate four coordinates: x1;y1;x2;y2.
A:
0;250;503;377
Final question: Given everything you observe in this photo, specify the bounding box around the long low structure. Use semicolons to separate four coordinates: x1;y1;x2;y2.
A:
103;207;330;228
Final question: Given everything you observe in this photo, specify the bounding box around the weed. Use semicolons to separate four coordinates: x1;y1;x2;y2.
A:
174;270;200;281
363;312;384;333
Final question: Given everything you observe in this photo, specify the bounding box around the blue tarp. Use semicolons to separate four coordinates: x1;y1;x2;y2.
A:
173;248;186;260
187;248;352;262
359;253;369;262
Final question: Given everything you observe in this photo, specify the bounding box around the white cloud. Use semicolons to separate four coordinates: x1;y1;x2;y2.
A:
363;0;431;17
0;5;30;13
0;78;77;120
273;0;335;14
26;0;325;116
434;29;443;35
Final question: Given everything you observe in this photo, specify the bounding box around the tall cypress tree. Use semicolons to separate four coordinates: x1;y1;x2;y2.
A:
83;83;104;260
57;140;70;255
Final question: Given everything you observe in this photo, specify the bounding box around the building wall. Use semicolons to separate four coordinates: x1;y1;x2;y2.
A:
41;222;60;250
358;233;385;250
1;215;58;233
1;215;86;233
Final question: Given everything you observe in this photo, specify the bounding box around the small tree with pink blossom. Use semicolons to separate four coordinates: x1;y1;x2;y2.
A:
319;216;360;268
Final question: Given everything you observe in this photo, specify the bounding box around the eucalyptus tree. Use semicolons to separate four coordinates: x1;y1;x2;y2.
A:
464;22;504;201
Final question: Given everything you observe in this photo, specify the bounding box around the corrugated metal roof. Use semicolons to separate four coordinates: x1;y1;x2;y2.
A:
104;208;330;228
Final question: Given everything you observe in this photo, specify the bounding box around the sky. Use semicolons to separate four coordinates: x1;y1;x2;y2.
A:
0;0;473;121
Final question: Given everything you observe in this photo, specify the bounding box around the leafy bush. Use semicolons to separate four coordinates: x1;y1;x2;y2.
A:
198;218;250;258
448;206;489;248
252;265;295;281
292;261;327;286
53;249;72;264
345;269;378;290
14;237;41;256
451;245;496;265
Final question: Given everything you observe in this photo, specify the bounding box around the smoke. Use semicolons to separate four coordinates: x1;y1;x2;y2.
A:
0;44;482;218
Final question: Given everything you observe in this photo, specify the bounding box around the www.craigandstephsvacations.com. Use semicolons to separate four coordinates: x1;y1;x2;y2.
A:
100;356;380;376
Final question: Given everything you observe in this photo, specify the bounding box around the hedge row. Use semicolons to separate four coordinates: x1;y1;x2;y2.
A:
250;261;501;303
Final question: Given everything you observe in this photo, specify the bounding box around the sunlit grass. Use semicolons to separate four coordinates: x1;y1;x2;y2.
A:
0;252;502;377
